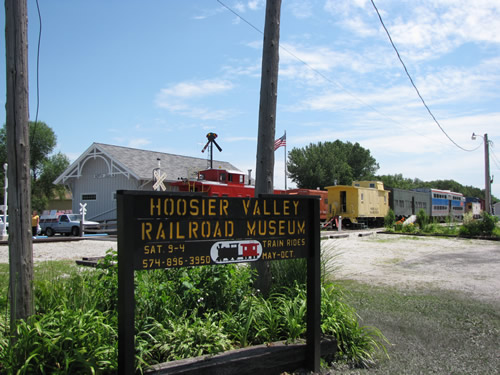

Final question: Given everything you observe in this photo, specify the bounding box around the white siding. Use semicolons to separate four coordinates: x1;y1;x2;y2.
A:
72;157;139;221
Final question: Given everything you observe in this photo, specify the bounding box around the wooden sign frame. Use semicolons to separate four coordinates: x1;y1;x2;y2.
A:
117;190;320;374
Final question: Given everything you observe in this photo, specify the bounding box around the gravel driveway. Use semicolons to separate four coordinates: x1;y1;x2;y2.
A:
0;238;117;264
323;232;500;304
1;233;499;305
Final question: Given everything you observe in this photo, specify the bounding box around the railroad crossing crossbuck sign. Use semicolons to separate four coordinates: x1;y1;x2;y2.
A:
79;203;87;216
153;169;167;191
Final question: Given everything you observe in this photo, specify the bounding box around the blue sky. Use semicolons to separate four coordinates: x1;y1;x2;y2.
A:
1;0;499;198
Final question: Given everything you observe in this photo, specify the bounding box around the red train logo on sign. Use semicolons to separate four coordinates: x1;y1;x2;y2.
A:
210;240;263;264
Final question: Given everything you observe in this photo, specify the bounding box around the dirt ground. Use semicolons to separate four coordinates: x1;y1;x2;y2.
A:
1;233;499;305
0;238;117;264
322;231;500;305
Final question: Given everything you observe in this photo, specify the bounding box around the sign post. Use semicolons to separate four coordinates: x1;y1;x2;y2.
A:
79;203;87;237
117;191;320;374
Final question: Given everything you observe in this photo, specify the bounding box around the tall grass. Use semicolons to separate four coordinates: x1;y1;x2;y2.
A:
0;244;387;373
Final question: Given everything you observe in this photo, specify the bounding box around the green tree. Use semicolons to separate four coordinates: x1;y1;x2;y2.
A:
32;152;70;212
287;140;379;189
377;174;417;190
29;122;57;180
0;122;69;212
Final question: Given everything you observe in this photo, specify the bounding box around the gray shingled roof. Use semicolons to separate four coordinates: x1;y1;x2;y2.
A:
56;142;241;184
95;143;239;181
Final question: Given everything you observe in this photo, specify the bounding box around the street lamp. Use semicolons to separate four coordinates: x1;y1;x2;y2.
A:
471;133;492;214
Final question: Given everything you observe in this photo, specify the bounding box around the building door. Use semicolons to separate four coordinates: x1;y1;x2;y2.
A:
340;191;347;213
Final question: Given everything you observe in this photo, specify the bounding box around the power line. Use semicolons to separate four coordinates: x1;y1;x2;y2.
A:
217;0;262;35
216;0;461;146
369;0;477;153
489;141;500;171
30;0;42;147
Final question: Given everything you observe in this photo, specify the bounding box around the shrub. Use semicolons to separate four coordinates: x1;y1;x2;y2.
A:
416;209;428;230
320;284;388;367
384;209;395;228
402;223;416;233
2;309;117;374
138;312;233;364
459;212;499;237
462;212;474;226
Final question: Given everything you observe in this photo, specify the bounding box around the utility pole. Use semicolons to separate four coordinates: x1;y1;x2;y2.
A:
254;0;282;294
484;133;491;214
472;133;492;214
5;0;34;327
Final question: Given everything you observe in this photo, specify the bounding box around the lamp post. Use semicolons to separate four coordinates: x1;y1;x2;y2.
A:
1;163;7;239
471;133;491;214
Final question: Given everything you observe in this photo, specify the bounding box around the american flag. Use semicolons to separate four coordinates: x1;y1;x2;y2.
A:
274;133;286;151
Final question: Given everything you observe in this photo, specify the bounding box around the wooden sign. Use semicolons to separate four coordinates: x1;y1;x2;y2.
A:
117;190;320;375
121;192;311;270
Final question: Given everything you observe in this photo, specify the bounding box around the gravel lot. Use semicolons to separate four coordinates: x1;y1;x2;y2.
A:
1;233;499;305
0;238;117;264
323;232;500;305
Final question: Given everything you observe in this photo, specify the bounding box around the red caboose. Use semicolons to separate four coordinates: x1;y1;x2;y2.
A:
241;242;259;259
169;168;284;197
280;188;328;222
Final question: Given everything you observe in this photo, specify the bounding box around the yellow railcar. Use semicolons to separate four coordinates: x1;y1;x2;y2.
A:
325;181;389;227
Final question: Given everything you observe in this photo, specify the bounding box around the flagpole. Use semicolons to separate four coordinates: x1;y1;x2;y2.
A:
284;130;287;190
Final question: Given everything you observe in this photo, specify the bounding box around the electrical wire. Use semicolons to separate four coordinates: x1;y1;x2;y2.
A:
216;0;462;146
30;0;42;146
489;142;500;171
369;0;478;153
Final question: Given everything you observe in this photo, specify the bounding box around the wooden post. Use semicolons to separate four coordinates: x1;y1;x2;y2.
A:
117;192;136;375
5;0;34;327
254;0;282;295
306;197;321;372
484;133;491;214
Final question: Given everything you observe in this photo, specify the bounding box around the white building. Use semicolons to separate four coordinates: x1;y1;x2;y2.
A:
493;202;500;219
54;143;239;221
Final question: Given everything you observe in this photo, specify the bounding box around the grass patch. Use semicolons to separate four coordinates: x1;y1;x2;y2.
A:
1;248;386;373
330;280;500;374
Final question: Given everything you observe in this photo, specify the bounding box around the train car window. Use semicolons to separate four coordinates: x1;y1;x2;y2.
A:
228;174;233;182
239;175;244;183
220;173;226;182
361;193;364;202
369;183;375;188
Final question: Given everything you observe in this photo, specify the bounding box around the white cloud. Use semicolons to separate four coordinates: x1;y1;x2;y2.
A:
247;0;264;11
225;136;256;142
323;0;500;60
157;79;234;100
155;79;236;121
234;2;246;13
288;0;313;19
128;138;151;149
